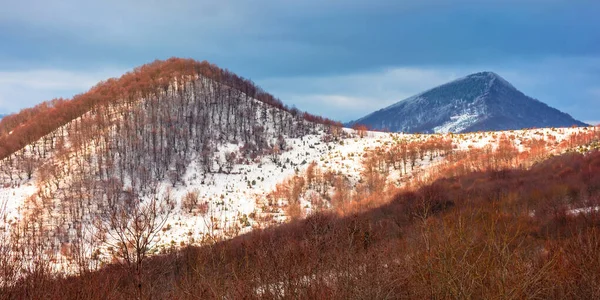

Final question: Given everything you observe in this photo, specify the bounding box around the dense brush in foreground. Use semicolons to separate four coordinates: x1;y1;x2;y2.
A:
3;149;600;299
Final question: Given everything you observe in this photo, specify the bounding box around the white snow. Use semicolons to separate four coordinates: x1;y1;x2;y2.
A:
0;93;597;274
433;112;480;133
567;206;600;215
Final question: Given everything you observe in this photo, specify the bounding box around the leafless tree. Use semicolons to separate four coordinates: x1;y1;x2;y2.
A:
98;188;173;300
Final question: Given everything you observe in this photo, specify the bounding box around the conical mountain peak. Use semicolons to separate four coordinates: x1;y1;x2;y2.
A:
347;72;587;133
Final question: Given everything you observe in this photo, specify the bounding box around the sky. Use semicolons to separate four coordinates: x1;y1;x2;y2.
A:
0;0;599;124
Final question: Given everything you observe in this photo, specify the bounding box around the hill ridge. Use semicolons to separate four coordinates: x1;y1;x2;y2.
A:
0;58;341;160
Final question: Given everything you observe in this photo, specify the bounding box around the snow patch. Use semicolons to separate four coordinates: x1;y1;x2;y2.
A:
433;112;481;133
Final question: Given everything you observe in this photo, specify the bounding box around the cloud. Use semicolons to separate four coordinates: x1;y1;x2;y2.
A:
0;68;125;113
257;56;600;122
1;0;596;85
259;67;464;121
0;55;598;127
589;88;600;98
2;0;592;49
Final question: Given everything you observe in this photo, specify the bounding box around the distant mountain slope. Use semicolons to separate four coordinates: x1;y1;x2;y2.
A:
347;72;587;133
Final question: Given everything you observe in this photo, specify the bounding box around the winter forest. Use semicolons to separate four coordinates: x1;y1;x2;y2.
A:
1;58;600;299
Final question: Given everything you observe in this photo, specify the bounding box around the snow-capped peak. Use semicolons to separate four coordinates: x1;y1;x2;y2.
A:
346;71;587;133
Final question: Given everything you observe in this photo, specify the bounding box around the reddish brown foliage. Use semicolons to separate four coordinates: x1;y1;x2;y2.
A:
351;124;369;138
0;58;342;160
5;150;600;299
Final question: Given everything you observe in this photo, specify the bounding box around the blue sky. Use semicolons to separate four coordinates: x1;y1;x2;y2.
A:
0;0;599;123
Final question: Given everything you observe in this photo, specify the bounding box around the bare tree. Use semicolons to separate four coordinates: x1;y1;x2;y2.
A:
99;189;173;300
182;189;200;213
0;197;20;292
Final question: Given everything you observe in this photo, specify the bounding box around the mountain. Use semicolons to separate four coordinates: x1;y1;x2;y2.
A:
0;58;354;267
2;58;599;297
2;57;600;299
347;71;588;133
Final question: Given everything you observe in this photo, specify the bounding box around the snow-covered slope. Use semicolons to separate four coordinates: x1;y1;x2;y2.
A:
145;129;449;248
0;63;597;275
347;72;587;133
1;112;596;274
2;124;594;247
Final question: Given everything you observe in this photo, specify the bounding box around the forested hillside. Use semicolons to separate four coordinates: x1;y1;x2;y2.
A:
3;145;600;299
0;58;339;160
0;58;343;279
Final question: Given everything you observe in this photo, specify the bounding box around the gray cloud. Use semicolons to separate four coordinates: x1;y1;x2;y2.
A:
0;0;597;123
258;56;600;122
0;68;125;113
